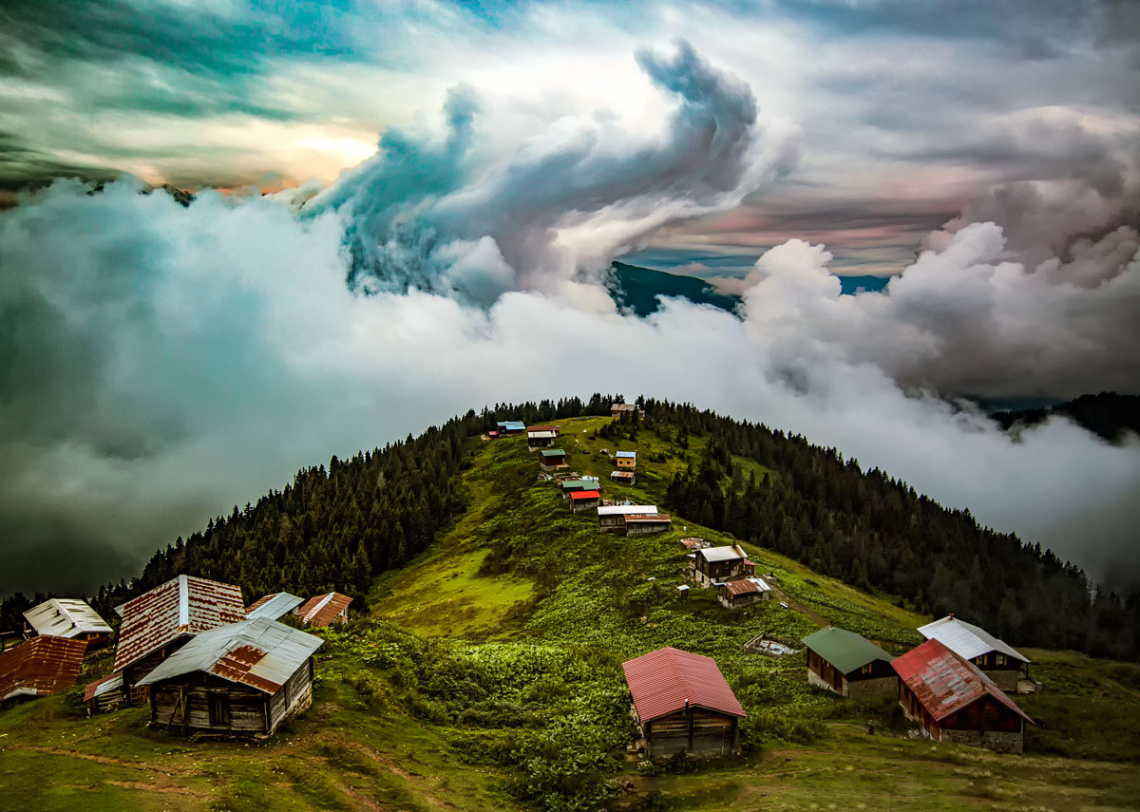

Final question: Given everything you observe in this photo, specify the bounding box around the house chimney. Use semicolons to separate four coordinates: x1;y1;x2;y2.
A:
949;613;955;619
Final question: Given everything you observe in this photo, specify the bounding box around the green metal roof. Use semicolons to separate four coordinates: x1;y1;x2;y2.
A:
801;626;892;674
540;449;565;457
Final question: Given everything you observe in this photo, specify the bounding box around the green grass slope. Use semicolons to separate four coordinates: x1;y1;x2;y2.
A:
2;416;1139;811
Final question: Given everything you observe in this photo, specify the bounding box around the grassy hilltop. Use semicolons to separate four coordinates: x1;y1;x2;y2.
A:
2;414;1139;811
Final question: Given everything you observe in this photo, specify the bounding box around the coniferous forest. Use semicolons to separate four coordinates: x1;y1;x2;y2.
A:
2;396;1137;662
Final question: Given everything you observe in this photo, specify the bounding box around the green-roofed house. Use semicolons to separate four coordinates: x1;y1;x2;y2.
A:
540;448;568;471
802;626;898;699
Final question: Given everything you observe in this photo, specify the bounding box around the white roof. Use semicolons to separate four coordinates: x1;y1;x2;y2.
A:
246;592;304;621
528;430;557;439
23;599;111;638
917;616;1029;663
699;545;746;563
137;617;323;693
597;505;657;517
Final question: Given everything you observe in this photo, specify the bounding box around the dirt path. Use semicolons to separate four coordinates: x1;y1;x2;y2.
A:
767;582;829;628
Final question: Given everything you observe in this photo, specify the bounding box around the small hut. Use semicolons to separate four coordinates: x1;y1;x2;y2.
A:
801;626;897;698
622;647;745;759
569;490;602;513
23;599;112;651
717;577;771;610
610;470;636;486
917;615;1031;692
539;449;568;470
615;450;637;470
84;673;126;716
0;636;87;704
295;592;353;627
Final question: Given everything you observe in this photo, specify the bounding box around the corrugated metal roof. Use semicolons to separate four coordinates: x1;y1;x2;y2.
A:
136;618;322;694
539;449;566;458
245;592;305;621
561;478;600;490
83;672;123;703
610;471;635;480
23;599;111;638
598;504;657;516
622;647;746;723
615;450;637;458
113;575;246;673
527;425;559;432
802;626;892;674
297;592;353;627
723;577;771;596
917;616;1029;664
497;421;525;430
528;431;558;440
0;636;87;701
893;639;1032;724
698;545;746;563
625;513;671;523
570;490;601;500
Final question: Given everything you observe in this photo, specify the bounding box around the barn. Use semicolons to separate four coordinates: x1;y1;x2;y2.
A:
23;599;112;651
717;577;771;610
245;593;305;621
296;592;353;627
137;617;323;738
801;626;897;698
917;615;1031;692
0;636;87;704
893;638;1034;754
622;647;746;760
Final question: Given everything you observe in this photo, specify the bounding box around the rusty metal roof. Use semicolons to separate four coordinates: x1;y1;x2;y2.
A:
83;672;123;703
113;574;246;673
245;592;305;621
297;592;353;627
723;578;770;596
0;636;87;701
893;639;1032;724
23;599;111;638
622;647;746;723
136;618;322;695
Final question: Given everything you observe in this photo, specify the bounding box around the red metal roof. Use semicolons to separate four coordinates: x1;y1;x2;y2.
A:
113;574;245;673
245;593;276;615
0;636;87;701
570;490;601;500
622;647;746;723
893;639;1032;724
297;592;353;627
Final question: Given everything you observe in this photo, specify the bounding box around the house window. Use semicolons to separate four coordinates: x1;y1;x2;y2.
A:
209;693;231;726
861;663;873;676
995;654;1007;666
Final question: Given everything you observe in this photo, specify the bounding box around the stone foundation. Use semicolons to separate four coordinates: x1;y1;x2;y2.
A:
981;669;1020;692
846;675;899;700
941;728;1024;754
807;668;840;694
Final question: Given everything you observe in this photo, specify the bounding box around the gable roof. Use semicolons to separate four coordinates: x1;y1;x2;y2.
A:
723;577;771;596
917;616;1029;664
893;639;1033;725
598;504;658;517
539;448;566;458
615;451;637;459
802;626;893;674
497;421;525;431
245;592;305;621
561;478;600;490
698;545;746;563
0;636;87;702
83;672;124;703
570;490;601;501
296;592;353;627
136;618;322;694
527;425;559;432
23;599;111;638
622;647;746;723
113;575;246;672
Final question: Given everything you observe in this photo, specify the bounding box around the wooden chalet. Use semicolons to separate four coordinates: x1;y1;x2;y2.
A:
295;592;352;627
624;513;672;537
917;615;1031;692
801;626;897;698
137;617;323;738
245;592;305;621
23;598;112;651
539;448;568;470
622;647;746;760
597;504;658;530
610;470;636;486
527;425;560;450
893;638;1034;754
717;577;771;610
611;403;644;418
615;450;637;470
688;545;754;588
569;490;602;513
113;574;246;705
0;636;87;704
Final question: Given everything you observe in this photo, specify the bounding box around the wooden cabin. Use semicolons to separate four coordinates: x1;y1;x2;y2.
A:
113;574;246;705
597;504;658;530
0;636;87;704
625;513;672;536
23;599;112;651
610;470;636;486
615;450;637;470
917;615;1031;692
539;449;568;470
137;618;323;738
527;426;560;450
893;639;1033;754
622;647;745;760
801;626;897;698
84;673;126;716
496;421;526;435
689;545;754;588
611;403;644;418
295;592;352;627
569;490;602;513
245;593;305;621
717;577;771;610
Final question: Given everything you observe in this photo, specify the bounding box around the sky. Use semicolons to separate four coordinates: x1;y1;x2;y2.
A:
1;0;1139;598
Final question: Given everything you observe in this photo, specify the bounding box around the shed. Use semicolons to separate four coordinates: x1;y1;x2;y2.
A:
610;470;636;486
23;599;112;650
622;647;745;759
625;513;672;536
597;504;658;530
539;448;568;470
245;593;305;621
84;672;126;715
917;615;1031;692
114;574;246;704
689;545;754;587
569;490;602;513
801;626;897;698
0;636;87;703
717;577;771;610
893;638;1033;754
296;592;352;627
137;618;323;738
615;450;637;470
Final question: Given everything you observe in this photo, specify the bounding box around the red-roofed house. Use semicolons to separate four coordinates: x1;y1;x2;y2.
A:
622;647;746;759
893;638;1034;754
569;490;601;513
0;636;87;703
295;592;353;627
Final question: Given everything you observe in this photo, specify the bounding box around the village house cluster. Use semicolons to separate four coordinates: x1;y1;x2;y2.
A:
1;578;353;739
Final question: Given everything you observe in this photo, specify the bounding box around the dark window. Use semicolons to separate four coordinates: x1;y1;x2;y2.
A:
209;693;231;726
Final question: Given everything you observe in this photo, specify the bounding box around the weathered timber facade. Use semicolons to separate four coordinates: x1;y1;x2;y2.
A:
640;705;740;759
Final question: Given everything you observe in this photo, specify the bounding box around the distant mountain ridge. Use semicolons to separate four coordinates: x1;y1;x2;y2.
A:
609;261;740;316
992;392;1140;444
